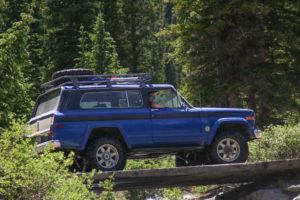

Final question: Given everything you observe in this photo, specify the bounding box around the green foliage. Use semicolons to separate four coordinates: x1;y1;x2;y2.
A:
193;185;217;195
99;174;115;200
0;0;31;32
164;0;300;126
90;12;123;74
0;121;100;200
249;123;300;161
74;25;93;69
125;156;174;170
163;188;182;200
119;0;168;81
0;12;33;128
39;0;99;81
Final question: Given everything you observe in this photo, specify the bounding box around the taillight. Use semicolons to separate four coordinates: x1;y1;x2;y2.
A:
50;124;54;137
55;124;65;128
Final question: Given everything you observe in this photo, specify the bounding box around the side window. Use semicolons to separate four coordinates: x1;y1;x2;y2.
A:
153;89;183;108
80;91;128;109
80;90;143;109
128;90;143;107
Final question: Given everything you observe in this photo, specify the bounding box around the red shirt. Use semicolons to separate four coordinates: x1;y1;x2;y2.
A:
149;99;153;106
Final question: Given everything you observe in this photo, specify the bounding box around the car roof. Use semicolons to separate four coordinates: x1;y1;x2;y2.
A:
62;84;174;90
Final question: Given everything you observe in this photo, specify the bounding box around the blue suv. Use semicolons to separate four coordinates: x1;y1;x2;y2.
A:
28;69;261;171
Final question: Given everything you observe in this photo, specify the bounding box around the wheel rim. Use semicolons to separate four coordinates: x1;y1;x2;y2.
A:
216;138;240;162
96;144;119;169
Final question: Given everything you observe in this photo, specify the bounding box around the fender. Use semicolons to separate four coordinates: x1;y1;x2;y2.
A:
206;117;251;145
79;122;131;150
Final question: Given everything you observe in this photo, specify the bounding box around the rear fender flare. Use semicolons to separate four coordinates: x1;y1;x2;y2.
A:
79;124;131;150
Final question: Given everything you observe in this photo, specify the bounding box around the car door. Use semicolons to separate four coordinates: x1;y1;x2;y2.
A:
149;88;203;147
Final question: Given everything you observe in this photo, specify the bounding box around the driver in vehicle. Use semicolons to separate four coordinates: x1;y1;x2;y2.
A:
148;91;168;108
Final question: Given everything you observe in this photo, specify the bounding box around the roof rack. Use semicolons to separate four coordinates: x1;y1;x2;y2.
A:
42;73;152;89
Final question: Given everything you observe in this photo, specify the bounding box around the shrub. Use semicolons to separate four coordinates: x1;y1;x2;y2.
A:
125;156;174;170
163;188;182;200
249;123;300;161
0;121;101;200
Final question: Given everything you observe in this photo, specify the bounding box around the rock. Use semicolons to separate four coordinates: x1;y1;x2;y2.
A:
240;189;290;200
292;194;300;200
284;184;300;193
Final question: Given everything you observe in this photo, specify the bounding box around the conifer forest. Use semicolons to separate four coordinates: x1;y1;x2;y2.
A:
0;0;299;128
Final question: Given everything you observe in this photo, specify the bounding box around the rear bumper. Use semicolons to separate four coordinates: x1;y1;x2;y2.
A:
36;140;61;153
250;129;262;140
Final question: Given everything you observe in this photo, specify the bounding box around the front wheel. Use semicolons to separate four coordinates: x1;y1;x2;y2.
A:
209;131;248;164
87;137;126;171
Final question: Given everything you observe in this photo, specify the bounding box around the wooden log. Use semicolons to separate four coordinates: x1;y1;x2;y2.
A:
85;159;300;191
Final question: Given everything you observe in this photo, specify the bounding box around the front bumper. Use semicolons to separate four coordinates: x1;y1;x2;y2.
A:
250;129;262;139
36;140;61;153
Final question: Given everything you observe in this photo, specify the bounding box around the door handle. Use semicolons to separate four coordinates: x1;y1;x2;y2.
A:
151;109;158;118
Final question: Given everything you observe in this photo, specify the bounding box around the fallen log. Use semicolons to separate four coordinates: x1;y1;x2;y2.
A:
86;159;300;191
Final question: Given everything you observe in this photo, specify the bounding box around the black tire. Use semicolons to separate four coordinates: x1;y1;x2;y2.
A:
175;152;188;167
175;151;207;167
87;137;126;171
209;131;249;164
52;68;94;86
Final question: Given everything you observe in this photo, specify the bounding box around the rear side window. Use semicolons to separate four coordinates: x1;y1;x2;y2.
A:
34;89;61;117
127;90;143;107
80;90;143;109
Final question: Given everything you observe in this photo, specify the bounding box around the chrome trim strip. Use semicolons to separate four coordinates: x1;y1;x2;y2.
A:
36;140;61;153
28;128;50;138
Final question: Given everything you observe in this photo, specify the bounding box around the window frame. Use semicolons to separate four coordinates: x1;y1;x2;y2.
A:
32;88;62;117
79;89;144;110
146;87;192;109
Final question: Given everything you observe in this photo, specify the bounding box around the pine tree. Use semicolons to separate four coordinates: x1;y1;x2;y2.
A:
165;0;300;126
0;13;33;128
39;0;99;81
90;12;122;74
74;25;93;69
120;0;167;81
100;0;126;65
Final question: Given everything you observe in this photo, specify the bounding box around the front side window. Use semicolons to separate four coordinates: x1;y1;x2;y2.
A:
80;90;143;109
150;89;183;108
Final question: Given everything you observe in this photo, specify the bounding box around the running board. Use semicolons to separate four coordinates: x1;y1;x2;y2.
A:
128;146;205;154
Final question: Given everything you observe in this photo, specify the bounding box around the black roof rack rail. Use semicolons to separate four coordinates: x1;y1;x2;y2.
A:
42;73;152;89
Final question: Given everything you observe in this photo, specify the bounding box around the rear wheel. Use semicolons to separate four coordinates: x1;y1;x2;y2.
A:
209;131;248;164
87;137;126;171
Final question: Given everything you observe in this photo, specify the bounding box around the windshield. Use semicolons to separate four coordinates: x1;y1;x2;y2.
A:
34;89;61;117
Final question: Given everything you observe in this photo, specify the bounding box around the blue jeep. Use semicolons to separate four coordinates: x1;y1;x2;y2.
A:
28;69;261;171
